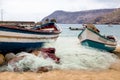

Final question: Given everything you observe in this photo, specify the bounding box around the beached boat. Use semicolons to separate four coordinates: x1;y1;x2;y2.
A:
0;22;61;54
78;27;117;52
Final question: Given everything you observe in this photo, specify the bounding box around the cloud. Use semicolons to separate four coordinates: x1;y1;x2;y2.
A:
92;0;120;8
0;0;119;21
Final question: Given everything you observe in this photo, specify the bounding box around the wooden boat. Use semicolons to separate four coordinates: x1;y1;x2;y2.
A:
0;22;61;54
78;27;117;52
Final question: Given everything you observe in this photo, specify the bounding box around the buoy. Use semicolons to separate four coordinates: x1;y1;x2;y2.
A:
0;54;5;65
113;46;120;58
113;45;120;53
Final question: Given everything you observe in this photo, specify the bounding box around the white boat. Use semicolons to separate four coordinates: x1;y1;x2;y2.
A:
0;22;61;54
78;27;117;52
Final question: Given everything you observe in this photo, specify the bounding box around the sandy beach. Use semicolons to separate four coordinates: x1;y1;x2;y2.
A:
0;69;120;80
0;60;120;80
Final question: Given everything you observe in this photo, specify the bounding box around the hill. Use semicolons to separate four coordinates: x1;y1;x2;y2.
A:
96;8;120;24
41;8;117;24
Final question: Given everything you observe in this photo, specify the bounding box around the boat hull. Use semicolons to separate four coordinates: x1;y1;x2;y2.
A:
0;42;44;54
81;39;116;52
78;28;116;52
0;22;61;55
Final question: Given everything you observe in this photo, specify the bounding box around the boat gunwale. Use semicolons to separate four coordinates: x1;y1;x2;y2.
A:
78;28;116;43
0;23;61;34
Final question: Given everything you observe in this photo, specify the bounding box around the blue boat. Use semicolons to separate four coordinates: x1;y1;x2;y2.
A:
78;25;117;52
0;22;61;55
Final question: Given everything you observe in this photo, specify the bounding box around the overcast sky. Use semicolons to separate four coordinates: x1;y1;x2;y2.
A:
0;0;120;22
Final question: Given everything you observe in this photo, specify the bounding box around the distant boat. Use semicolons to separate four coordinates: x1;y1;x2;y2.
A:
78;27;117;52
0;22;61;54
108;24;113;27
69;27;84;30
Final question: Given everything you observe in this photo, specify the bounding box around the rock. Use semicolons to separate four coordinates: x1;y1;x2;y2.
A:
7;55;26;72
8;54;53;72
5;53;16;62
37;67;49;72
7;48;60;72
36;66;53;73
8;56;25;65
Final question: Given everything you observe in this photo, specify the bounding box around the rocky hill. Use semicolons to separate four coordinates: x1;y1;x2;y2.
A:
96;8;120;24
42;8;117;24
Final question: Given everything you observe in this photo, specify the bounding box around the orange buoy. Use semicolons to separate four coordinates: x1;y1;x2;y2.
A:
0;54;5;65
114;45;120;53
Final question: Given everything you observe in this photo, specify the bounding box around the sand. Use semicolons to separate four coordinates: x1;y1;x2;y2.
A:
0;58;120;80
0;69;120;80
1;60;120;80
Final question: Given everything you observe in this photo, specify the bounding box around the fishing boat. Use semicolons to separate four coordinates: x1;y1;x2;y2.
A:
78;25;117;52
0;22;61;54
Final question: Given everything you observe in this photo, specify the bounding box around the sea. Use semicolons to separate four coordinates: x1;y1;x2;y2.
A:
1;24;120;71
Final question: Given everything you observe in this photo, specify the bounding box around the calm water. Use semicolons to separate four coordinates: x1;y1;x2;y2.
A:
58;24;120;39
1;24;120;71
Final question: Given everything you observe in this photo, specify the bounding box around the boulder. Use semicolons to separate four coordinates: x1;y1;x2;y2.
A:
36;66;53;73
5;53;16;62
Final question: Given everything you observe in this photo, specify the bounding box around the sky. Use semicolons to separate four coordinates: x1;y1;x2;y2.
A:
0;0;120;22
